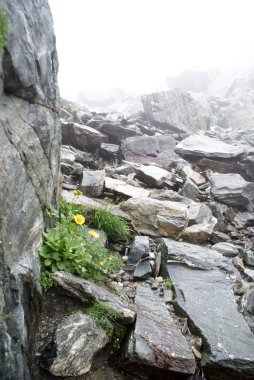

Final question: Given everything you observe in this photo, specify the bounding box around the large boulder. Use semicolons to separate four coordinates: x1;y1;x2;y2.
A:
121;285;196;378
41;312;109;377
142;88;211;132
61;121;107;152
175;134;245;159
120;198;189;238
0;1;60;379
210;173;254;209
121;135;178;165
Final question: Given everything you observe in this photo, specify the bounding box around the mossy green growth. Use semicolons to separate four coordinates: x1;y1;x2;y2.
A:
164;277;173;289
0;7;8;57
40;270;54;291
86;301;128;352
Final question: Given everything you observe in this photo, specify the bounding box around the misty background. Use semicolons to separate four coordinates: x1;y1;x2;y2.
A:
49;0;254;110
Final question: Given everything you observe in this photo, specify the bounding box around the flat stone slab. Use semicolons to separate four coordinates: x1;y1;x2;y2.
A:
105;177;151;198
156;238;233;273
121;285;196;378
175;134;244;159
135;165;171;188
167;265;254;380
51;272;135;325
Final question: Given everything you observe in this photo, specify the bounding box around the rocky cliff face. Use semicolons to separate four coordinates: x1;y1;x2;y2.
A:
0;1;60;379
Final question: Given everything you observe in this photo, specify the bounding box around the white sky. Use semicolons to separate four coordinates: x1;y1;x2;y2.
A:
49;0;254;100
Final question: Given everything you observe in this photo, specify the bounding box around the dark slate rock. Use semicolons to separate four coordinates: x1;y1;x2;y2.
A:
99;122;142;143
80;169;105;197
61;122;107;152
121;285;196;378
51;272;135;325
40;312;109;376
167;265;254;380
188;203;213;226
242;251;254;267
211;242;240;258
135;164;171;188
99;142;120;160
156;238;233;273
121;135;178;165
133;258;152;280
175;134;244;159
128;236;150;264
179;178;199;200
210;173;254;208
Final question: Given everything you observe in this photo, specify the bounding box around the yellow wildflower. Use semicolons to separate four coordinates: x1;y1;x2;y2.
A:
74;214;85;225
108;257;112;261
73;190;83;196
99;261;104;266
88;230;99;238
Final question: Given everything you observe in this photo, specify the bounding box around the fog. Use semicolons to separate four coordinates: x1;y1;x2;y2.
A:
49;0;254;102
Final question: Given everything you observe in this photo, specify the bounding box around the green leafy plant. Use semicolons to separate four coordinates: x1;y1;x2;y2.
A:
40;270;54;291
86;301;128;352
164;277;173;289
40;198;123;282
90;208;131;241
0;7;8;57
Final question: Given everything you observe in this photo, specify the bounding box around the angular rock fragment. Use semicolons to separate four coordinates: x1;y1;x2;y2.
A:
133;259;152;280
128;236;150;264
211;242;240;258
121;285;196;378
135;164;171;188
175;134;244;159
62;122;106;151
105;177;151;199
80;169;105;197
179;178;199;200
51;272;136;325
40;312;109;377
121;135;178;165
99;143;120;160
210;173;254;208
120;198;188;238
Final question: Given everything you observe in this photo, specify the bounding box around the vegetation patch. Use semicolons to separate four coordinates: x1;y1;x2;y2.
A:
90;208;131;242
0;7;8;57
164;277;174;289
86;301;128;352
40;198;124;289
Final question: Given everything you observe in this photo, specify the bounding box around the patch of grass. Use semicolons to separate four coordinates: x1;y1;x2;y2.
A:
86;301;128;352
90;208;131;242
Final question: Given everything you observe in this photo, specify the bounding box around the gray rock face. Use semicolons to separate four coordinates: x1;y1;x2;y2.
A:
142;88;211;132
99;142;120;160
51;272;136;325
179;178;199;200
0;1;60;379
133;259;152;280
80;169;105;197
62;121;106;152
121;135;178;165
40;312;109;377
121;285;196;378
210;173;254;208
1;0;59;108
99;122;142;142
